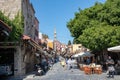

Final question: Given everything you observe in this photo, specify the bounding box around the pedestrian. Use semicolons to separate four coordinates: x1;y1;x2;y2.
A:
67;58;72;70
41;57;48;72
71;57;77;69
86;57;90;65
61;60;66;68
106;56;115;78
115;60;120;75
90;61;96;74
50;58;54;70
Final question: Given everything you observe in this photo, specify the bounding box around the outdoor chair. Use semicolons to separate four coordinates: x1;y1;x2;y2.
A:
79;64;84;70
94;65;102;74
84;66;91;75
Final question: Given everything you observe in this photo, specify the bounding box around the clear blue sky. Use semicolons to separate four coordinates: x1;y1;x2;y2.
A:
30;0;106;44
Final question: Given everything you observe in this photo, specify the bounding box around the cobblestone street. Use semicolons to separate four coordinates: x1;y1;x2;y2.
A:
21;62;120;80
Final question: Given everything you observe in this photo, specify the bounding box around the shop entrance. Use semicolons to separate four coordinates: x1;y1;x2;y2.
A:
0;48;15;76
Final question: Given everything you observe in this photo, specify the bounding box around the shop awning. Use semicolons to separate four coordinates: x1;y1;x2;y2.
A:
28;39;43;52
0;20;11;32
22;35;52;57
0;20;12;41
22;35;43;52
47;42;53;49
107;45;120;52
72;52;94;57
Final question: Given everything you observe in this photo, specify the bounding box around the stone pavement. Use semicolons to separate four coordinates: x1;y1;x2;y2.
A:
6;62;120;80
22;62;120;80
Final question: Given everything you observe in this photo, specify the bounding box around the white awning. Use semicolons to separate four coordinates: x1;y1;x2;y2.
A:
107;45;120;52
72;52;84;57
72;52;94;57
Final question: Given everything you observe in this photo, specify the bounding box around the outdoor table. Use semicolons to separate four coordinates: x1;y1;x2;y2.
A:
94;65;102;74
82;64;87;71
83;65;102;75
84;66;92;74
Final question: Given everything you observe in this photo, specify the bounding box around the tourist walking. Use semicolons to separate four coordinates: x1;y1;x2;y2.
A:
115;60;120;75
61;59;66;69
67;58;72;70
106;56;115;78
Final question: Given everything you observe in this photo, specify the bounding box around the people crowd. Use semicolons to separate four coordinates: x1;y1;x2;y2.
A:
35;53;120;78
60;57;77;70
35;55;59;76
64;55;120;79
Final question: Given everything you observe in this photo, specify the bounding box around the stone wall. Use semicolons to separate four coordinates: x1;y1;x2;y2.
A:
0;0;22;20
22;0;36;40
0;0;37;40
14;45;26;76
0;0;37;76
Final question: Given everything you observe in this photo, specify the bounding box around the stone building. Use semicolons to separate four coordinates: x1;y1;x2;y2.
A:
22;0;36;39
65;44;90;57
0;0;37;40
0;0;40;76
72;44;83;53
34;17;39;43
0;0;21;20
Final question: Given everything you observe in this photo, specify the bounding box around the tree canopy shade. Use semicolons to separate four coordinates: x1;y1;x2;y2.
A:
67;0;120;52
78;26;120;51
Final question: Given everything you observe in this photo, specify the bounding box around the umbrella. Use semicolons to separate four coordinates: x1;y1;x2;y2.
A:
107;45;120;52
83;52;94;57
72;52;84;57
72;52;94;57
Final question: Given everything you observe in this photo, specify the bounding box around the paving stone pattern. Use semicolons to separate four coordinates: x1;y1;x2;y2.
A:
22;62;120;80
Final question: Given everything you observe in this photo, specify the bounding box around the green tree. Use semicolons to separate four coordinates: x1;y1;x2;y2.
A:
68;40;72;45
42;34;49;39
78;26;120;51
67;0;120;52
0;11;13;28
9;11;24;41
0;11;24;41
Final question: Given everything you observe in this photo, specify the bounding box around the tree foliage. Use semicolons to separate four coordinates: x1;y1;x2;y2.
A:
9;11;24;41
42;34;49;39
0;11;13;28
68;40;72;45
67;0;120;52
0;11;24;41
